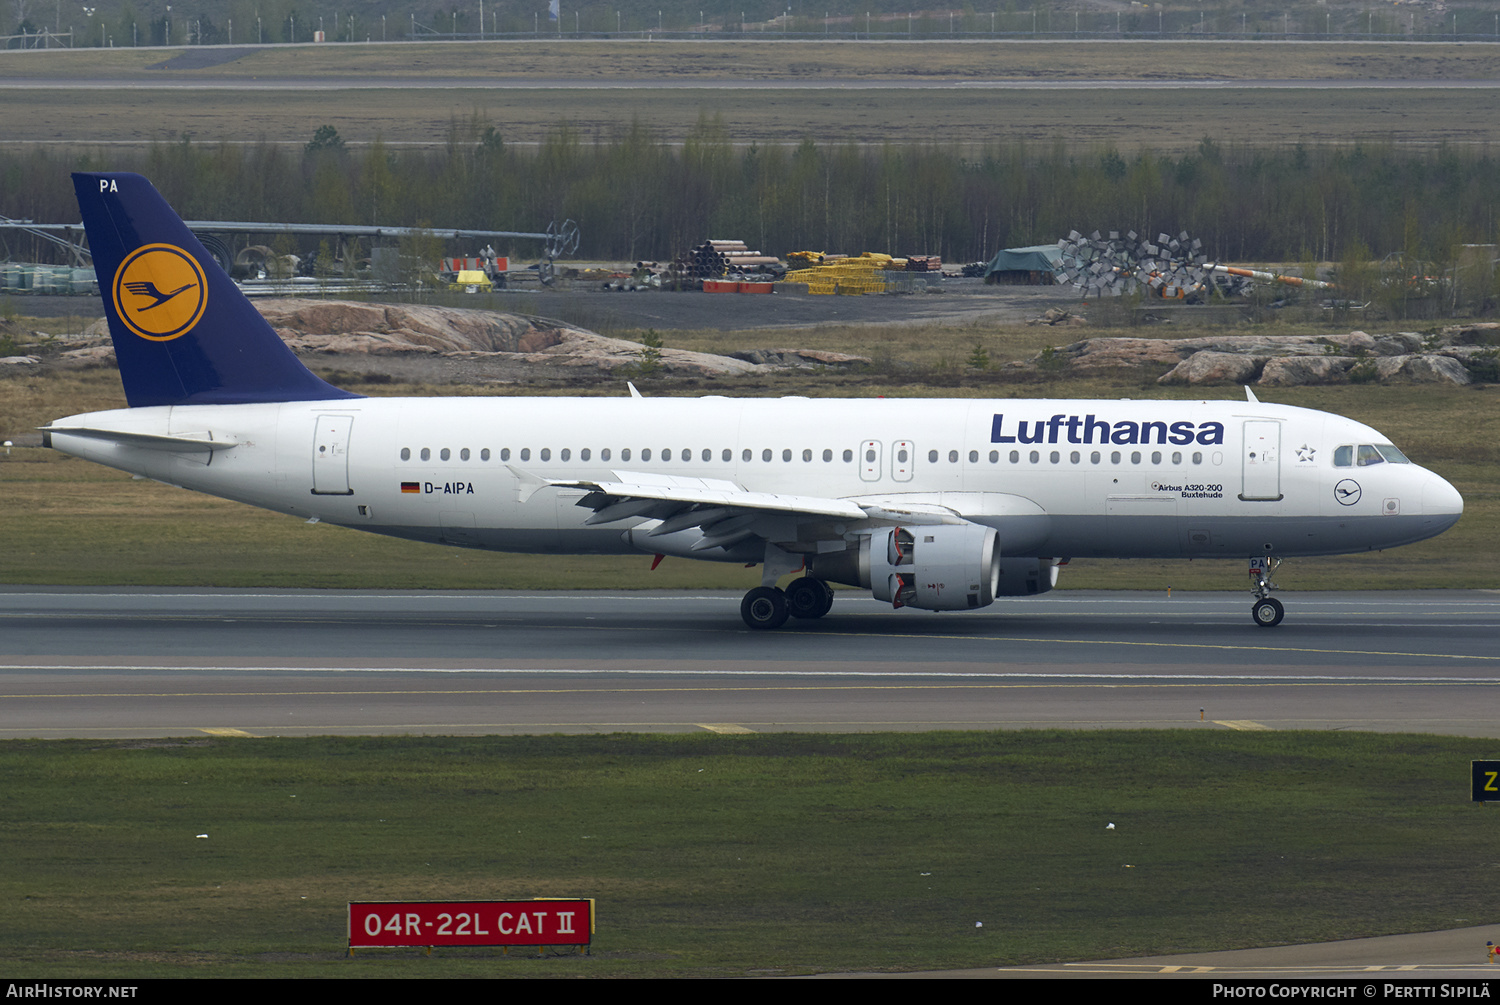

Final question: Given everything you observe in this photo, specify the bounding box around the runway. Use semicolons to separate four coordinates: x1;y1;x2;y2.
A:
2;588;1497;739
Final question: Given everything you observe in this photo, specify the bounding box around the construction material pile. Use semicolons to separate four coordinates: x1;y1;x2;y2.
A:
779;252;898;295
673;240;780;279
1056;230;1255;300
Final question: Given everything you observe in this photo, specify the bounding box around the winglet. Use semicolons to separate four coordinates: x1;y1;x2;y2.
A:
73;172;360;408
627;382;642;398
1244;386;1260;404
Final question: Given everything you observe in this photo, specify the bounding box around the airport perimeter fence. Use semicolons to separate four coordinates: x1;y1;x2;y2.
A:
11;17;1500;48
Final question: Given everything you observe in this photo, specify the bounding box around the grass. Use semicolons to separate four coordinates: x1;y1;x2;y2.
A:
7;84;1499;150
8;40;1500;84
5;40;1500;150
1;730;1497;977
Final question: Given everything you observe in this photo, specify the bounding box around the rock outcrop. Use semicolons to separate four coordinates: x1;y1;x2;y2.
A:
1014;324;1500;386
62;300;871;378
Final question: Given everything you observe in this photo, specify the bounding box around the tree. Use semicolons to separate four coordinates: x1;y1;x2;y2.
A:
305;125;345;157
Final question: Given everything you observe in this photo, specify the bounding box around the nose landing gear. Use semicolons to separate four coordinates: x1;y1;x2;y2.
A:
1249;557;1284;627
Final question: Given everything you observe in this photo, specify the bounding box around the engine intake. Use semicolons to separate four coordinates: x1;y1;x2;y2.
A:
867;523;1001;611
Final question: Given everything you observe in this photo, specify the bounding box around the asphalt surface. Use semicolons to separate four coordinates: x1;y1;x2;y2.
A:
831;925;1500;979
2;588;1497;739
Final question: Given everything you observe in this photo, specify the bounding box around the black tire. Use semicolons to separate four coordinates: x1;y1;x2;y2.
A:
1251;597;1285;628
785;577;834;620
741;587;789;630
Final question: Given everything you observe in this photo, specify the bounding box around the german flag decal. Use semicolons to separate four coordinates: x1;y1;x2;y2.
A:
400;482;421;494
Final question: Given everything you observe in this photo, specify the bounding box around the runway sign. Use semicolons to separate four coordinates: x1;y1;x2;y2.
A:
1471;761;1500;803
348;899;593;948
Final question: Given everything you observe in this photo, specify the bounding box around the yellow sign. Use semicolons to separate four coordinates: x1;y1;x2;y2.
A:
111;243;207;341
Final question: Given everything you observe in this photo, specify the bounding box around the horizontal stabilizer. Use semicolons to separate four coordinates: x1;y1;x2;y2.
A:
41;426;238;453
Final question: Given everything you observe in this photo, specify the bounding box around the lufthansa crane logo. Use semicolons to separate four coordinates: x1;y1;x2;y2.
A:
111;244;207;341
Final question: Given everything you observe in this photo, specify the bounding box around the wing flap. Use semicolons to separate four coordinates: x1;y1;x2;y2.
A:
533;469;867;521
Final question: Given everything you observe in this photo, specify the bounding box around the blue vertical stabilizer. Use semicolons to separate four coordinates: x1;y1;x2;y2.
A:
73;172;361;407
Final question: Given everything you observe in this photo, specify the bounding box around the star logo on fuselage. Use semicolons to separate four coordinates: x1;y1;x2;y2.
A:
1296;444;1316;463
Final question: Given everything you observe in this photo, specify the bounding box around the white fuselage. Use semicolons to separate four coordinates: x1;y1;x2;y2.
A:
47;395;1463;562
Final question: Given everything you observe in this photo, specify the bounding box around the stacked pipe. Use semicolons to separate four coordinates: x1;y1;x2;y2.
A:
678;240;780;278
905;255;943;273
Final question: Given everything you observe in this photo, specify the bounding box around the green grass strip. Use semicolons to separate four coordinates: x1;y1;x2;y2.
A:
1;731;1496;977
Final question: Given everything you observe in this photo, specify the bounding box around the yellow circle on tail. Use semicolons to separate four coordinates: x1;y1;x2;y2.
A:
111;243;208;341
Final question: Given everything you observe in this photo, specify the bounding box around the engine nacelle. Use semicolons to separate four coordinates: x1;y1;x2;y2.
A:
866;523;1001;611
994;557;1061;596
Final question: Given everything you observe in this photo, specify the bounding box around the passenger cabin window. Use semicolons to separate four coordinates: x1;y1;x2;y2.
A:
400;448;411;461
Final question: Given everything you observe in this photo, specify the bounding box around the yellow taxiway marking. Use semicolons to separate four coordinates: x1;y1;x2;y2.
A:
798;628;1500;662
1214;720;1272;731
696;723;755;734
1;680;1499;701
198;727;258;737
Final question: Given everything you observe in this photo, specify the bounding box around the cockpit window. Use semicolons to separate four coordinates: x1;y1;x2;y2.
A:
1375;443;1410;464
1337;443;1411;467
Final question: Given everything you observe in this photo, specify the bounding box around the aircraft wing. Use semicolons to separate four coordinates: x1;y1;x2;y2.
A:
512;467;865;520
507;467;1018;554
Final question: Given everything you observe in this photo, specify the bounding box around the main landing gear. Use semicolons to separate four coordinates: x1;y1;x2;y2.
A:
1249;557;1284;628
740;576;834;630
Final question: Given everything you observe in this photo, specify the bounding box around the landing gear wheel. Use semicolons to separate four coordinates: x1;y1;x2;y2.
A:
785;577;834;619
1251;597;1285;628
741;587;789;630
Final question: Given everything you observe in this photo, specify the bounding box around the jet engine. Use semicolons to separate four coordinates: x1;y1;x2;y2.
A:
865;523;1001;611
806;524;1061;611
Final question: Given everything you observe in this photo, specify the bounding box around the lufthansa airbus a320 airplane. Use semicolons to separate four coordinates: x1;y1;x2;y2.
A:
44;173;1464;629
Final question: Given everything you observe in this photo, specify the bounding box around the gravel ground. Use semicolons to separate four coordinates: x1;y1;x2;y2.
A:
7;277;1079;331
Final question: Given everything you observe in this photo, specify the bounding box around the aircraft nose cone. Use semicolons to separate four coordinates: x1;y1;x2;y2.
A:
1423;472;1464;528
